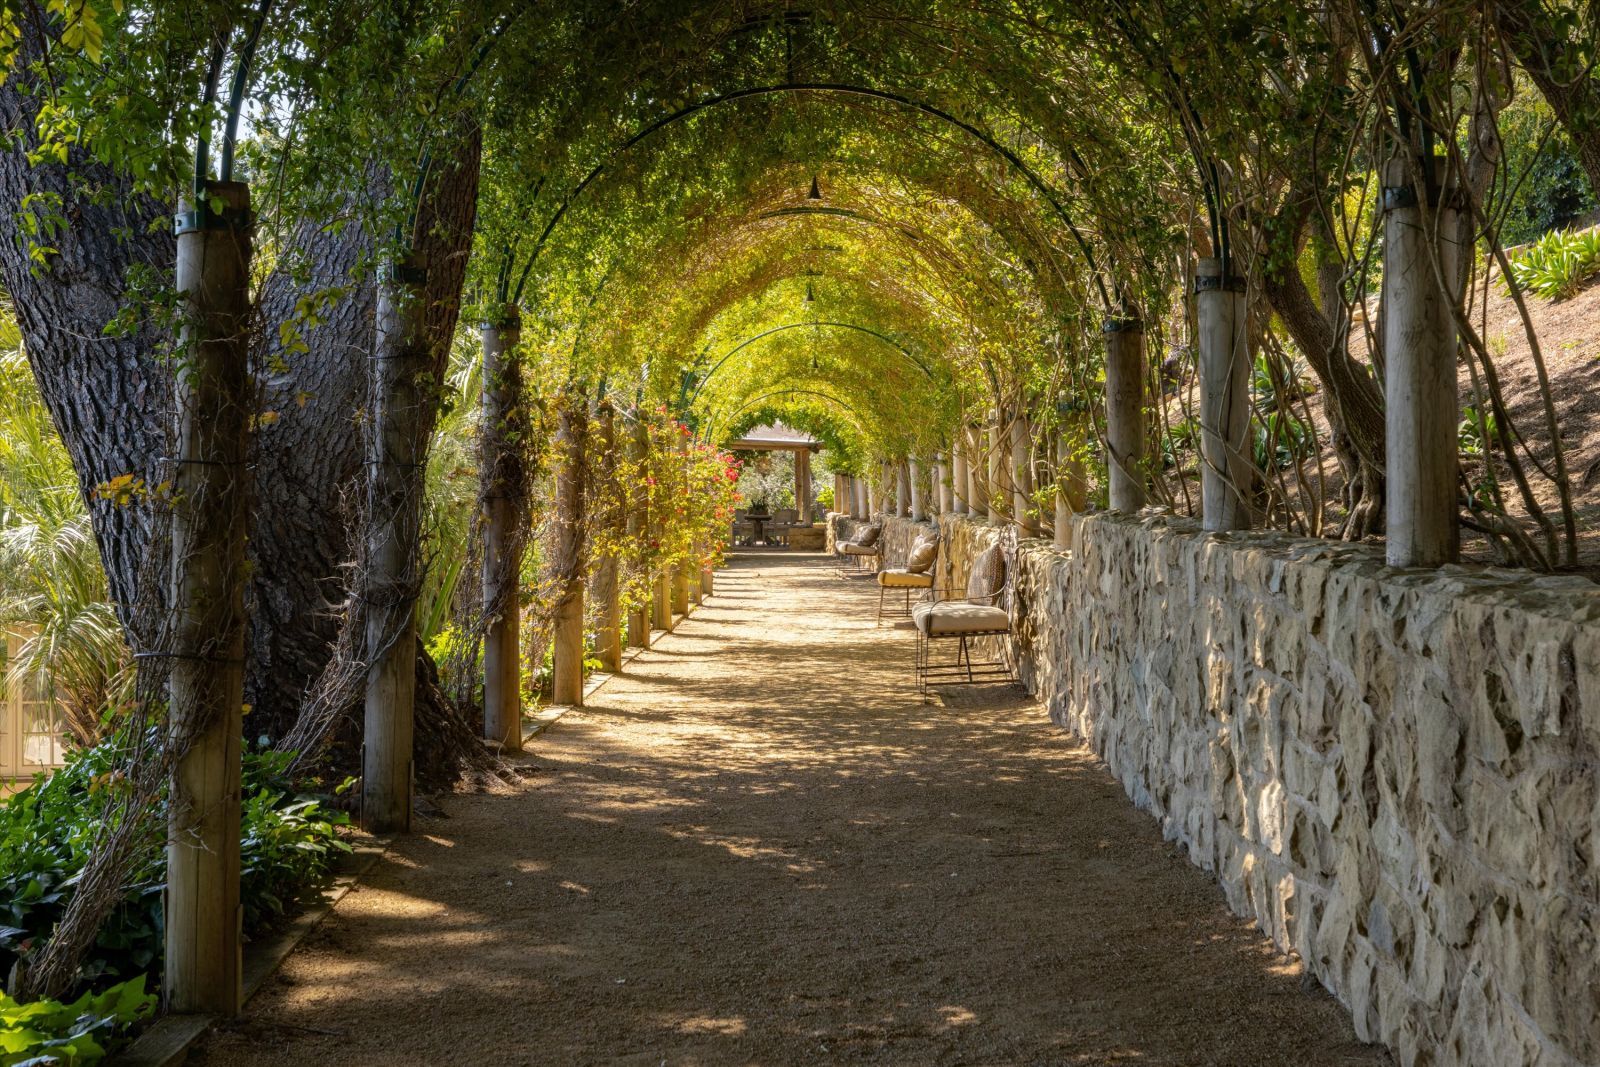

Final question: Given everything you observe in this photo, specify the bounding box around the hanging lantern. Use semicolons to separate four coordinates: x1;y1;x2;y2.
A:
808;175;822;200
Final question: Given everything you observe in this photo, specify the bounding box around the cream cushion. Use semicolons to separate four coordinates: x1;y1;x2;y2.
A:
966;544;1006;601
878;569;935;589
840;542;879;556
911;602;1010;635
905;537;938;574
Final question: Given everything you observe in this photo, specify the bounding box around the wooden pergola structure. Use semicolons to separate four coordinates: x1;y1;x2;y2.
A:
727;424;822;521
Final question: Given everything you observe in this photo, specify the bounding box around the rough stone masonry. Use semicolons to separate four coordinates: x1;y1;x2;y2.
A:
832;509;1600;1067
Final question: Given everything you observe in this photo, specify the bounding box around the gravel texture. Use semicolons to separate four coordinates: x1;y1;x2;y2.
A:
196;551;1390;1066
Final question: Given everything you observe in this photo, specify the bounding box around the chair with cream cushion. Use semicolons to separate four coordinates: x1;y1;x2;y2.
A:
834;522;883;575
911;540;1015;689
876;531;939;622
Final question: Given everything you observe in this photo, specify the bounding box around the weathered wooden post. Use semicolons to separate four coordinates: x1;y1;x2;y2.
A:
1054;402;1090;551
671;434;690;615
935;452;951;515
966;424;988;518
794;447;812;524
1383;158;1461;565
1195;257;1253;531
895;461;909;518
853;475;868;519
1011;410;1037;535
626;420;650;648
952;444;969;515
550;390;587;706
987;407;1009;522
166;180;251;1016
363;251;430;835
479;306;523;750
908;457;925;521
592;403;623;672
1103;315;1148;513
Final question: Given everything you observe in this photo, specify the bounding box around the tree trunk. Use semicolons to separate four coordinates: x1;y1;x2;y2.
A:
0;55;173;648
1495;0;1600;198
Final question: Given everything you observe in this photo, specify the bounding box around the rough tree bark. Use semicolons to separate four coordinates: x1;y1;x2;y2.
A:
1495;0;1600;198
0;53;173;647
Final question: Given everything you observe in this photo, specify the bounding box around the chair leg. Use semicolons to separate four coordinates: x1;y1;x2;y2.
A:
877;582;887;624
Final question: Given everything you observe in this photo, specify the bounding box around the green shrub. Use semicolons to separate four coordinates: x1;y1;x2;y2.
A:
1492;92;1597;246
0;976;154;1065
0;739;349;994
1505;226;1600;300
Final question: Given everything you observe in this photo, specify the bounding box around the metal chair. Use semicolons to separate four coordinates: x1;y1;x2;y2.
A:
910;540;1015;690
876;532;938;623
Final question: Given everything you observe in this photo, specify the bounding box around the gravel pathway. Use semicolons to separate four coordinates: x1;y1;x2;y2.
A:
196;551;1389;1066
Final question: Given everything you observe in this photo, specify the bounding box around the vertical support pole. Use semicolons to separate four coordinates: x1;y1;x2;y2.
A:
1054;404;1090;551
166;180;251;1016
794;447;812;524
1104;316;1148;513
626;422;650;648
1011;410;1037;535
987;408;1009;521
1195;257;1253;531
363;251;430;835
867;470;879;517
952;444;969;515
966;424;988;518
592;404;622;672
909;457;925;521
672;434;690;614
1383;159;1461;566
896;461;910;518
480;307;523;751
935;453;952;515
550;390;587;706
853;476;867;519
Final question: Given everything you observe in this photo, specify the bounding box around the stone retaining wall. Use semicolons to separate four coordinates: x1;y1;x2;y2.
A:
831;509;1600;1067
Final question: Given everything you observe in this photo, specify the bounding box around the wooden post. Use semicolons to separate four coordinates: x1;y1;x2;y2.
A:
592;403;623;672
672;436;690;614
896;461;910;518
908;457;924;521
480;308;523;751
1104;316;1148;513
1054;404;1090;551
626;422;650;648
652;569;673;631
867;471;879;517
966;424;987;518
1383;158;1461;566
165;180;251;1016
952;445;969;515
550;391;587;706
363;252;430;835
794;447;812;523
1011;410;1037;535
689;539;702;605
987;408;1009;522
1195;257;1253;531
853;476;867;519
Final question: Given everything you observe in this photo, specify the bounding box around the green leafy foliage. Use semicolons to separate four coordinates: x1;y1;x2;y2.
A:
0;975;154;1066
1506;226;1600;300
0;741;349;994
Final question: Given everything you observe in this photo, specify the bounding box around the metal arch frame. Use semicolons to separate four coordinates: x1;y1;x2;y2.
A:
509;81;1112;311
707;388;865;443
685;321;934;408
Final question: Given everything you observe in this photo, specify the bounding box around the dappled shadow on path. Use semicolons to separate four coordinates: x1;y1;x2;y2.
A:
197;552;1390;1067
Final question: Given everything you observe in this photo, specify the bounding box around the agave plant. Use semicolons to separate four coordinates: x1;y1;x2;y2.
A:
0;324;129;746
1505;226;1600;301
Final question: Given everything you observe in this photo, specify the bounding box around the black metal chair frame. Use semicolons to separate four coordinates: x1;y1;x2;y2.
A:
912;578;1016;691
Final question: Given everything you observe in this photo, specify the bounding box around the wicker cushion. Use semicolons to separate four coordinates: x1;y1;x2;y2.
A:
878;569;935;589
855;524;882;547
966;544;1006;601
840;542;879;556
911;602;1010;635
905;537;938;574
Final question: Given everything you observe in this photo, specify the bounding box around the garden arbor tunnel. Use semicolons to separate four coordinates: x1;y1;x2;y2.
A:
9;4;1585;1062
